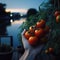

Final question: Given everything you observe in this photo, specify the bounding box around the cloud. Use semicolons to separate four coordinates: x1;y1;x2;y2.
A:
6;8;28;14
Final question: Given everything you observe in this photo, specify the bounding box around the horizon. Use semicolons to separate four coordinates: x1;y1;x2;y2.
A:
0;0;46;14
6;8;28;14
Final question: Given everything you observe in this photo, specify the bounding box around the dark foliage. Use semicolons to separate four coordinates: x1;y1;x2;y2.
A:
27;8;38;17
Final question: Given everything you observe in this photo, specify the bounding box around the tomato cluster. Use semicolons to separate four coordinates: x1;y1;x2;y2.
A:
45;47;54;54
24;19;50;47
54;11;60;23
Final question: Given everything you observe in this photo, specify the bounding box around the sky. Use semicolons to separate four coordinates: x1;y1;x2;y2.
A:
0;0;45;13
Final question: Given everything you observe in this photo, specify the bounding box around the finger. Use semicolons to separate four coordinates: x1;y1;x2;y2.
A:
21;29;26;35
22;37;32;49
21;29;32;49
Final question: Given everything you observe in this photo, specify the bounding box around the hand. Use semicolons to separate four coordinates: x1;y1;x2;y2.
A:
21;29;32;50
20;29;44;60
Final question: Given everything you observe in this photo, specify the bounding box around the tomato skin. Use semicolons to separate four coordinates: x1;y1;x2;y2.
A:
35;29;45;37
56;15;60;23
45;49;49;54
35;29;41;37
29;26;35;33
36;20;46;28
54;11;60;17
49;48;54;53
28;36;38;46
24;31;31;39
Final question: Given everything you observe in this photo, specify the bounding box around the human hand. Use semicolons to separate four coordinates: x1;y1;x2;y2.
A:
21;29;44;60
21;29;32;50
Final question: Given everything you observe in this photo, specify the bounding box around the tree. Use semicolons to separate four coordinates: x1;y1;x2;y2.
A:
27;8;38;17
0;3;6;16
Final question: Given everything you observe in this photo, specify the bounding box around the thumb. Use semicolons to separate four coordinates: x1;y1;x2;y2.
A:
21;29;32;50
21;29;26;36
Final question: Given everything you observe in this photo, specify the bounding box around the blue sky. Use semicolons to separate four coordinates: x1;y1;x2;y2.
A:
0;0;46;13
0;0;45;9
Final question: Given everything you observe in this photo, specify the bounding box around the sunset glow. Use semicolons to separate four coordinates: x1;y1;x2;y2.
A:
6;8;28;14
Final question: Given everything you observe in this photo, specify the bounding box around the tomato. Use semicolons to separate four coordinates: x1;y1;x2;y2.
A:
45;26;50;34
49;47;54;53
54;11;60;17
29;26;36;33
28;36;38;46
24;31;31;39
35;29;45;37
36;19;46;28
45;49;49;54
45;48;54;54
56;15;60;23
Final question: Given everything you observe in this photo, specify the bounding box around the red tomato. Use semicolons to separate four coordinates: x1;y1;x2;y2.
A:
45;49;49;54
29;26;36;33
28;36;38;46
24;31;31;39
54;11;60;17
49;47;54;53
36;20;46;28
35;29;45;37
56;15;60;23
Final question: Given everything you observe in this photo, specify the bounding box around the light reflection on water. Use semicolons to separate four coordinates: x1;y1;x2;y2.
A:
6;18;26;48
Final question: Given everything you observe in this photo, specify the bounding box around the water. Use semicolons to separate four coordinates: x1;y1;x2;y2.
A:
1;18;26;48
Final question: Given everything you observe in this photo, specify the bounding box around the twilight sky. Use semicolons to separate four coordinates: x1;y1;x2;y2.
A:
0;0;46;13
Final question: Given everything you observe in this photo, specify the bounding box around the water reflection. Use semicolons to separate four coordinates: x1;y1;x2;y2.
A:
0;18;26;47
7;18;26;47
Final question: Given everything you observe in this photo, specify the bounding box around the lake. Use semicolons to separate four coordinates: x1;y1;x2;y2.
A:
0;18;26;48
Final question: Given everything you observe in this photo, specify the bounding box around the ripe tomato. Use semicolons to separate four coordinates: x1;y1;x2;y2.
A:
29;26;36;33
45;49;49;54
28;36;38;46
56;15;60;23
24;31;31;39
35;29;45;37
49;47;54;53
54;11;60;17
36;19;46;28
